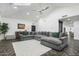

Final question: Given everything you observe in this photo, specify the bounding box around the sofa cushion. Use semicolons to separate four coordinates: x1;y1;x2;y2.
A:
41;37;62;45
20;31;28;35
52;32;60;38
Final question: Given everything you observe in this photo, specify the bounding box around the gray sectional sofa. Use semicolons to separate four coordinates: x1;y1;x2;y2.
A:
16;31;68;51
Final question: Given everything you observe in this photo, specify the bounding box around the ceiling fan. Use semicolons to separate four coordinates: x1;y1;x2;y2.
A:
32;6;49;14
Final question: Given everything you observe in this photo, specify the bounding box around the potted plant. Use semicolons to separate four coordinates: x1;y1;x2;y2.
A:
0;22;3;41
0;22;9;40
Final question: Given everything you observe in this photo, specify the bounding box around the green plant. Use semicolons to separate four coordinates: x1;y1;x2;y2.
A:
0;22;9;40
0;22;2;33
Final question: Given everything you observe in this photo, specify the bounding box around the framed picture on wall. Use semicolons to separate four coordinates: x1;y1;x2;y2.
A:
17;23;25;29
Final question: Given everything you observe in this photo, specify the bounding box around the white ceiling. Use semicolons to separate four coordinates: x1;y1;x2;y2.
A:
0;3;79;20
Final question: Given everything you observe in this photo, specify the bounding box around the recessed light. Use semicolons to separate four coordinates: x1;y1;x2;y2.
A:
13;6;18;9
26;12;30;15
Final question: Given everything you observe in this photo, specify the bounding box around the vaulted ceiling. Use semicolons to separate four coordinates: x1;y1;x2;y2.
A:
0;3;79;20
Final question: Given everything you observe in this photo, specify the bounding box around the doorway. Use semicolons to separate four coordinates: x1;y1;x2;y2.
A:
59;20;63;33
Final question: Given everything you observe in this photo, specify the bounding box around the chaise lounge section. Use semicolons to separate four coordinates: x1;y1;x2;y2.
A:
40;32;68;51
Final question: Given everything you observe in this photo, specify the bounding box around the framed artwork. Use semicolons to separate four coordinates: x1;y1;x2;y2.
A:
17;23;25;29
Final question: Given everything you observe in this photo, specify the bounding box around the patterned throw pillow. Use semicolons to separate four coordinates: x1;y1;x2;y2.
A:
20;31;28;35
52;32;60;38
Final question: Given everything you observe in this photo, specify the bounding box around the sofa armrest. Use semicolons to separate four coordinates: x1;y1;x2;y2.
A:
59;36;68;44
60;37;67;40
19;34;26;37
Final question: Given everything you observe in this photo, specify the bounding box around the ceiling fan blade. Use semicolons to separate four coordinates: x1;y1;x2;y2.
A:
32;10;42;15
41;6;49;11
45;6;49;10
32;10;40;12
39;11;43;15
32;10;37;11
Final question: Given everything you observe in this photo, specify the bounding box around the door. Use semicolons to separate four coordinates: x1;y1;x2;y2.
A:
59;20;63;33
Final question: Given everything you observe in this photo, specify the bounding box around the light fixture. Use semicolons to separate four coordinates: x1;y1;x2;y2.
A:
26;12;30;15
67;19;71;21
62;15;68;18
13;6;18;9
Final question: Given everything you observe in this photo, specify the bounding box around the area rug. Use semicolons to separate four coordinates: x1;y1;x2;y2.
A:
12;39;51;56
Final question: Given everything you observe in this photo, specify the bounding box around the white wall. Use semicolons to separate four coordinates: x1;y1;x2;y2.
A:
0;17;34;39
37;6;79;32
73;21;79;40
